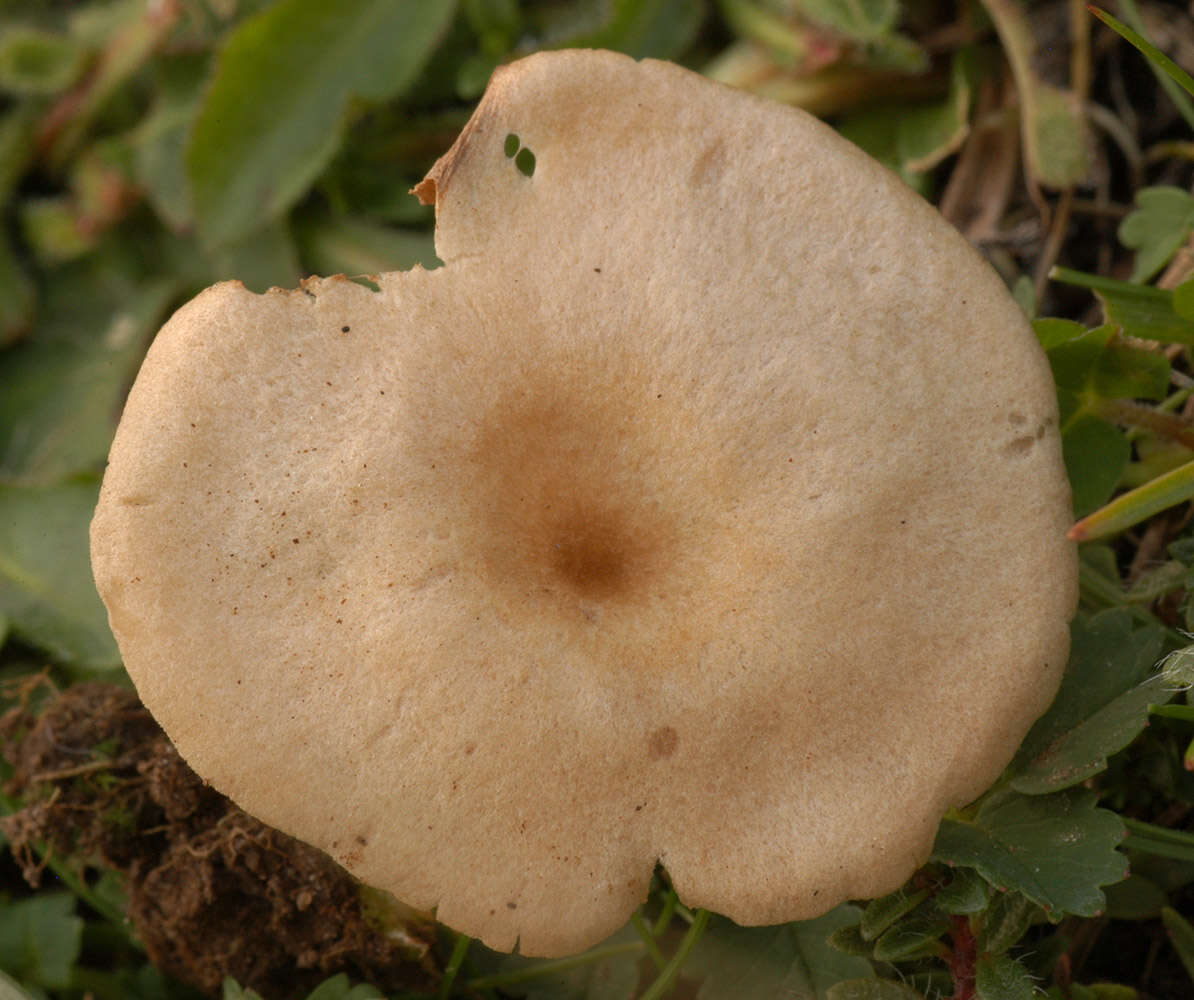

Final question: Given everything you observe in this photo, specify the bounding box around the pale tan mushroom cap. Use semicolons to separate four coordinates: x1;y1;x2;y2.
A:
91;50;1076;956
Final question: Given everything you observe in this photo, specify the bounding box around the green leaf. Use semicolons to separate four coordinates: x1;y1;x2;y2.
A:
1177;276;1194;321
859;888;930;941
295;214;439;278
188;0;457;247
690;919;821;1000
0;231;34;347
304;974;384;1000
1010;610;1169;793
0;478;120;668
1102;872;1168;919
1077;543;1120;599
861;32;928;73
1039;321;1169;400
20;196;97;265
316;113;449;222
1118;187;1194;284
934;870;990;915
689;906;872;1000
827;923;872;958
1124;560;1186;603
715;0;823;63
0;102;37;205
1033;318;1166;516
975;954;1034;1000
827;980;925;1000
978;891;1039;955
979;0;1088;187
223;980;267;1000
1092;985;1145;1000
1034;317;1086;350
1125;853;1194;895
870;908;949;962
1040;321;1113;390
0;25;86;95
0;893;83;990
130;51;211;232
1029;84;1090;189
792;906;876;997
42;0;179;171
1057;415;1130;518
567;0;706;60
898;53;973;172
1012;275;1036;318
135;98;199;233
1051;268;1194;344
0;278;175;485
208;221;302;293
463;0;522;52
932;789;1128;917
838;51;973;179
1091;342;1171;401
1161;906;1194;984
792;0;896;42
1161;641;1194;688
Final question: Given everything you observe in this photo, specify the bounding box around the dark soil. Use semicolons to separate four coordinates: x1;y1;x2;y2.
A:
0;680;439;999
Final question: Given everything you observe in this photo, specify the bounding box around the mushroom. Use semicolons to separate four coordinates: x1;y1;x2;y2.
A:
90;50;1076;957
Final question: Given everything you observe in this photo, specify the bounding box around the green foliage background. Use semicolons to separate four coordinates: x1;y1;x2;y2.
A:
1;0;1194;998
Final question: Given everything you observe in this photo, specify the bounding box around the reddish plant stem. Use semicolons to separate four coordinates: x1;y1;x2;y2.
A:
947;914;978;1000
1096;398;1194;450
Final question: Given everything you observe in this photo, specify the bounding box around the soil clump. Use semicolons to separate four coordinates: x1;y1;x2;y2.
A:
0;680;438;999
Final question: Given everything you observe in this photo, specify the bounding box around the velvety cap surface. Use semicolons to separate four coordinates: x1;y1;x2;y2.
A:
91;50;1077;957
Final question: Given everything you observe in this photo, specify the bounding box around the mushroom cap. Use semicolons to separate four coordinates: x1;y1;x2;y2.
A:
91;50;1076;957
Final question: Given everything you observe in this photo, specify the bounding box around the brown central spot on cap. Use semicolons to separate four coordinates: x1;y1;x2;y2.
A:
465;381;675;609
647;726;678;759
545;502;636;599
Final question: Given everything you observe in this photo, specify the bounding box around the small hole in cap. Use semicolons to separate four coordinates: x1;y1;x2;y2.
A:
515;147;536;177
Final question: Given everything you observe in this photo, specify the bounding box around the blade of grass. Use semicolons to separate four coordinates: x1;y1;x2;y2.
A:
1123;817;1194;860
653;888;679;936
1150;704;1194;721
1162;907;1194;984
1089;6;1194;131
639;908;711;1000
632;911;668;970
1123;817;1194;846
1069;458;1194;541
439;933;471;999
